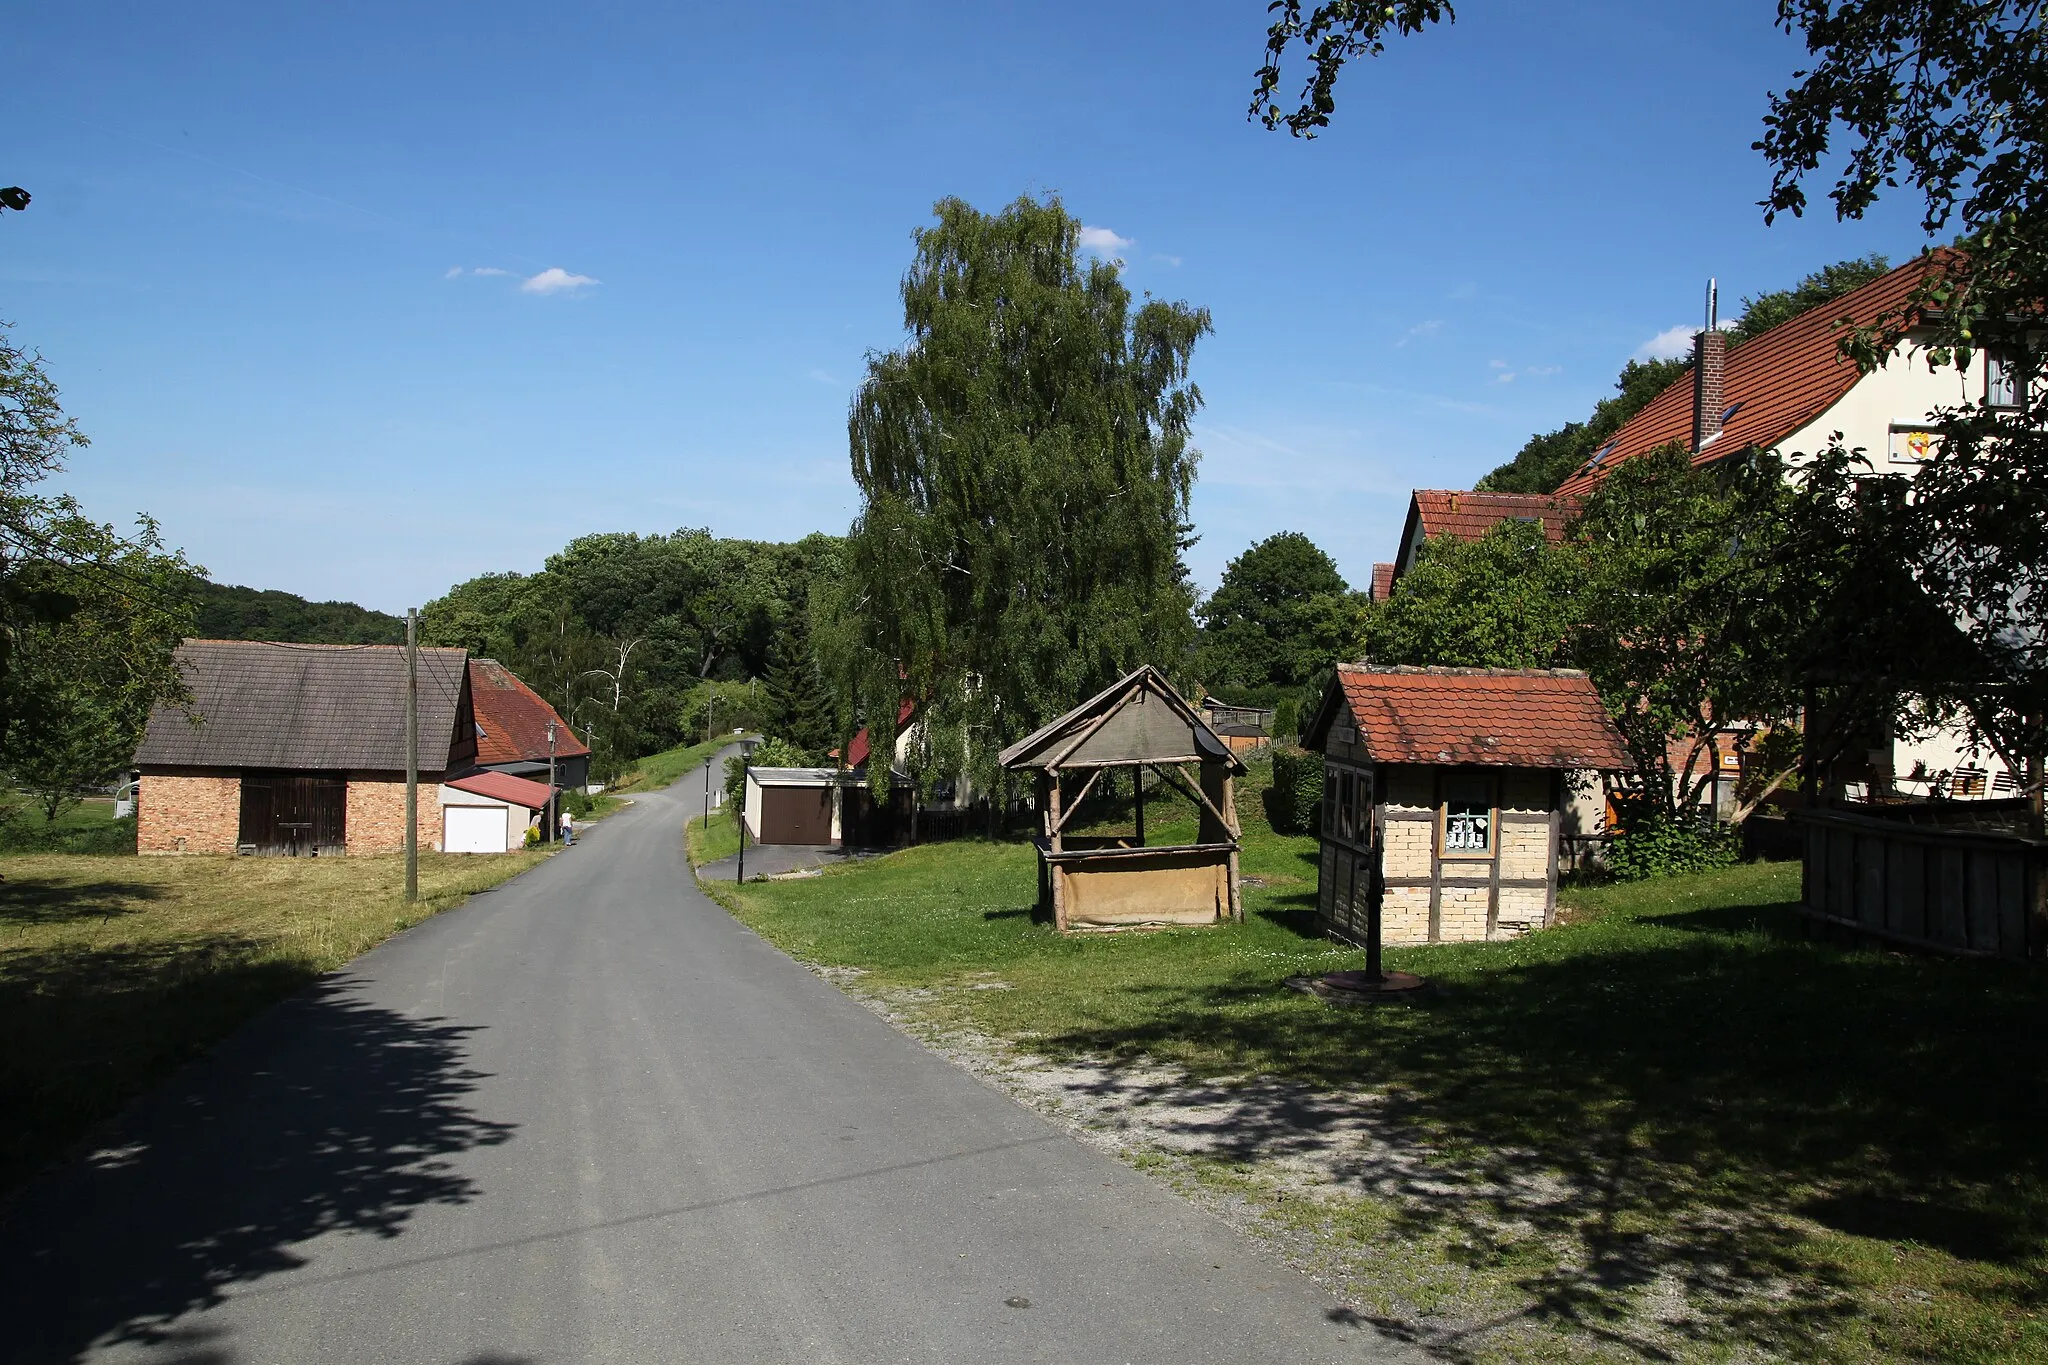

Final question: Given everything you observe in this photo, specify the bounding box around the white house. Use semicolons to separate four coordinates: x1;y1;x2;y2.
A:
1555;256;2018;800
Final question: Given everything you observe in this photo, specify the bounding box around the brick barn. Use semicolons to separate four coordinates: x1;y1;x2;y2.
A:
1303;665;1632;945
133;639;478;856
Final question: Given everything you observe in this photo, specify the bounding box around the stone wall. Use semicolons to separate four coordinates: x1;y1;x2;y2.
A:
346;773;443;855
138;771;241;855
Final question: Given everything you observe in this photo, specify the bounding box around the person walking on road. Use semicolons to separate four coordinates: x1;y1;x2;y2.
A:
560;808;575;846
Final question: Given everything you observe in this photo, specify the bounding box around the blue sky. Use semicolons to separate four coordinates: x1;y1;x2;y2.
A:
6;1;1930;614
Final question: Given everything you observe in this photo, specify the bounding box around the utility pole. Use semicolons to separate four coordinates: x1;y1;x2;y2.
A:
737;746;749;883
547;719;559;845
405;608;419;903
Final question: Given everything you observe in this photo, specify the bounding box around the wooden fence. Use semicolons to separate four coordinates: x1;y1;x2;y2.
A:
1791;807;2047;960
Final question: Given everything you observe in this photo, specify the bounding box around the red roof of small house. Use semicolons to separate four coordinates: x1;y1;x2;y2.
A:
1316;665;1633;770
446;770;556;808
1391;492;1579;583
1554;255;1941;496
1412;490;1578;543
1370;563;1395;601
845;698;915;769
469;659;588;766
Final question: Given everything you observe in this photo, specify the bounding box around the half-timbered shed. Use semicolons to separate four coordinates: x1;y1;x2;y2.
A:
133;640;477;856
1000;666;1246;931
1303;665;1632;945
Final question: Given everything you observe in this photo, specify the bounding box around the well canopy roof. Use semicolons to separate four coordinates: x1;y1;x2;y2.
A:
1000;666;1243;772
134;639;471;772
1307;665;1633;771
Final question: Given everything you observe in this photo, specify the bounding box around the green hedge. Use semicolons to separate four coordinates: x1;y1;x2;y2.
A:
1264;748;1324;835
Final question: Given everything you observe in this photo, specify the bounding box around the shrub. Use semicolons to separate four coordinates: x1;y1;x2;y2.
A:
1264;747;1324;834
1606;804;1740;881
0;814;137;856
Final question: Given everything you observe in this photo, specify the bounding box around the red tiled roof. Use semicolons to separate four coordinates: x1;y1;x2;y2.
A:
845;698;915;769
1412;491;1578;543
1332;665;1633;770
468;659;587;767
1370;563;1395;601
446;770;555;808
1555;255;1940;496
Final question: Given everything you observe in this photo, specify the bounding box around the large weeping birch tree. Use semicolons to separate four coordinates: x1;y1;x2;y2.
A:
821;194;1211;806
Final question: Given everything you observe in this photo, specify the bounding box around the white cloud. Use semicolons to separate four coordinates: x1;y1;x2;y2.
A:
520;267;599;295
1151;253;1183;267
1488;358;1509;369
1494;371;1517;384
1526;364;1562;377
473;266;511;277
444;266;464;279
1398;320;1444;348
1636;325;1695;360
446;266;513;279
807;369;843;386
1078;225;1133;253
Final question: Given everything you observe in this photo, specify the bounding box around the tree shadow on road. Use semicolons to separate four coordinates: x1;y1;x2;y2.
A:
0;974;515;1362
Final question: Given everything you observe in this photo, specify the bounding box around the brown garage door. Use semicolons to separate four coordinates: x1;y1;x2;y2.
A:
759;784;834;845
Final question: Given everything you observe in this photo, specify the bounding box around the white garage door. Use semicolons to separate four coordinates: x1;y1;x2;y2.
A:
444;804;507;854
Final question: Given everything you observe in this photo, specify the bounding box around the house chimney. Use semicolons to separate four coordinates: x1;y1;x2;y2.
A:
1692;278;1726;452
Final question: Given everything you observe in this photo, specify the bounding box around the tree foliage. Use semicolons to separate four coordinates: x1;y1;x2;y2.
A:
1727;253;1892;343
1362;518;1579;669
0;323;197;813
182;578;403;644
422;531;841;778
1477;358;1689;494
1196;531;1362;689
827;194;1210;800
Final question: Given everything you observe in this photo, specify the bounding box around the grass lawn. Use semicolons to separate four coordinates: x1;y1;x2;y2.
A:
0;797;136;856
685;809;743;865
611;734;754;794
0;848;547;1195
709;780;2048;1362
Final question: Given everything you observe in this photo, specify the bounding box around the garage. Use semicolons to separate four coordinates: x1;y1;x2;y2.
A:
438;771;554;853
743;767;846;846
444;804;511;854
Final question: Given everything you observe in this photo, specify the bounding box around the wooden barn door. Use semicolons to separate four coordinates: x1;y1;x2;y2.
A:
240;772;347;855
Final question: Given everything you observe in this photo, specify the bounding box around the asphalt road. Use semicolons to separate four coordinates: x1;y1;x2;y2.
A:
3;753;1425;1364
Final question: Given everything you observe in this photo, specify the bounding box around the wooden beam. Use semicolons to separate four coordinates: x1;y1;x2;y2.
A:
1148;761;1234;836
1053;766;1107;834
1044;680;1145;773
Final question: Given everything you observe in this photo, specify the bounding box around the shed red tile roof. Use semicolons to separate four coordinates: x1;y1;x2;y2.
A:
446;770;556;808
1328;665;1633;770
469;659;587;766
1370;563;1395;601
1555;255;1941;496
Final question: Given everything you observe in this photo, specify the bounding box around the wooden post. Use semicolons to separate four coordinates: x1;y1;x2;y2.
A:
404;608;418;904
1134;763;1145;847
1045;769;1064;930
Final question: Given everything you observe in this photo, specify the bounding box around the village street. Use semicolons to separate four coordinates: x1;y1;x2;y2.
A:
1;754;1423;1365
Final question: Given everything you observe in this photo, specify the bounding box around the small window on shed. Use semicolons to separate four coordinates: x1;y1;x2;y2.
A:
1442;776;1493;854
1323;764;1339;837
1338;771;1356;841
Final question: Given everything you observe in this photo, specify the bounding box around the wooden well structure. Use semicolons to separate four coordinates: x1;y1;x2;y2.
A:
1000;666;1244;931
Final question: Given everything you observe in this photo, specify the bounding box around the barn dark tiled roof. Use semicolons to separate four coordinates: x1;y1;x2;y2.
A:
1333;665;1633;770
134;640;472;772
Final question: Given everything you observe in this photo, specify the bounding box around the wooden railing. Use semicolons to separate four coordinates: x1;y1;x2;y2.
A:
1790;807;2046;960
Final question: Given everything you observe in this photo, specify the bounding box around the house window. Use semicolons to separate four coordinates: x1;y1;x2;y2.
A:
1986;352;2024;410
1338;771;1356;842
1323;764;1338;837
1442;776;1493;854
